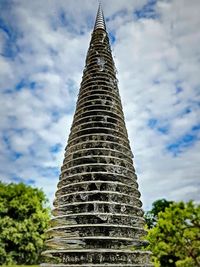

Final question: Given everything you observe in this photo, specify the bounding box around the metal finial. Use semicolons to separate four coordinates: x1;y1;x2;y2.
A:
94;2;106;30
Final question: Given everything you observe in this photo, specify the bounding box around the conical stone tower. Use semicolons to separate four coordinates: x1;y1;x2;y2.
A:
42;4;152;267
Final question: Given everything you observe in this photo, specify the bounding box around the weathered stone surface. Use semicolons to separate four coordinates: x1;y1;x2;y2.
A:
42;4;152;267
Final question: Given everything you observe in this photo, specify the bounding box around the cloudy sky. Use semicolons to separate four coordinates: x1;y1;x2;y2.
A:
0;0;200;210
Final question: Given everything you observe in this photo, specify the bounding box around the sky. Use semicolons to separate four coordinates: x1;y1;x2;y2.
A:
0;0;200;210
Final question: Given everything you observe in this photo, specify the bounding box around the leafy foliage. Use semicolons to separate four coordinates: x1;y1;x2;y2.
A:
145;198;173;228
0;182;50;265
147;201;200;267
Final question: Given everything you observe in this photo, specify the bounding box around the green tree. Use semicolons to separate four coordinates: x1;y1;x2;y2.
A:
145;199;173;228
0;182;50;265
147;201;200;267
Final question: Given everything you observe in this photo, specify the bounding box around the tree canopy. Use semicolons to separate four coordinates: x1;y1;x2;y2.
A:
145;198;173;228
146;201;200;267
0;182;50;265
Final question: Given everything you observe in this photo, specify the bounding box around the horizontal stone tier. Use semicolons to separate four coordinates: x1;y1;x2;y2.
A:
84;57;115;70
70;121;127;138
78;85;120;99
83;67;116;80
81;85;116;97
75;98;120;109
54;191;142;208
85;53;116;65
76;100;123;115
62;156;134;172
77;89;120;100
85;59;114;74
75;93;121;107
88;38;111;48
71;114;125;129
89;36;110;43
84;56;117;69
74;104;123;119
56;184;140;198
46;225;146;240
56;180;139;198
80;74;118;88
45;239;148;250
79;76;118;87
65;140;133;158
83;61;116;76
83;67;117;79
45;241;136;250
86;48;114;63
64;147;133;164
52;201;143;217
61;163;135;179
79;80;118;92
45;227;147;246
55;188;139;198
68;128;128;143
47;223;139;231
68;129;129;145
50;213;145;228
61;160;133;174
88;45;112;54
82;66;116;77
67;136;130;151
82;71;117;83
79;71;118;83
45;237;147;250
80;82;118;92
58;172;138;188
85;55;114;67
42;250;151;265
77;91;121;106
86;47;114;57
87;39;112;50
56;181;140;198
83;62;116;75
54;198;141;210
90;32;110;43
86;47;113;59
70;121;127;136
70;119;127;133
90;33;110;43
76;102;122;119
79;81;118;94
79;78;119;91
72;109;125;126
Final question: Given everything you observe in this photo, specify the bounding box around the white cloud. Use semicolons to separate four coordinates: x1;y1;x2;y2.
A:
113;0;200;209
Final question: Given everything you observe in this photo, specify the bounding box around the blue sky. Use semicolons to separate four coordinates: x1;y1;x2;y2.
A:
0;0;200;210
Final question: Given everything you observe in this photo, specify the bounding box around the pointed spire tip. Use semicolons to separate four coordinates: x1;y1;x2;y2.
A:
94;1;106;30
